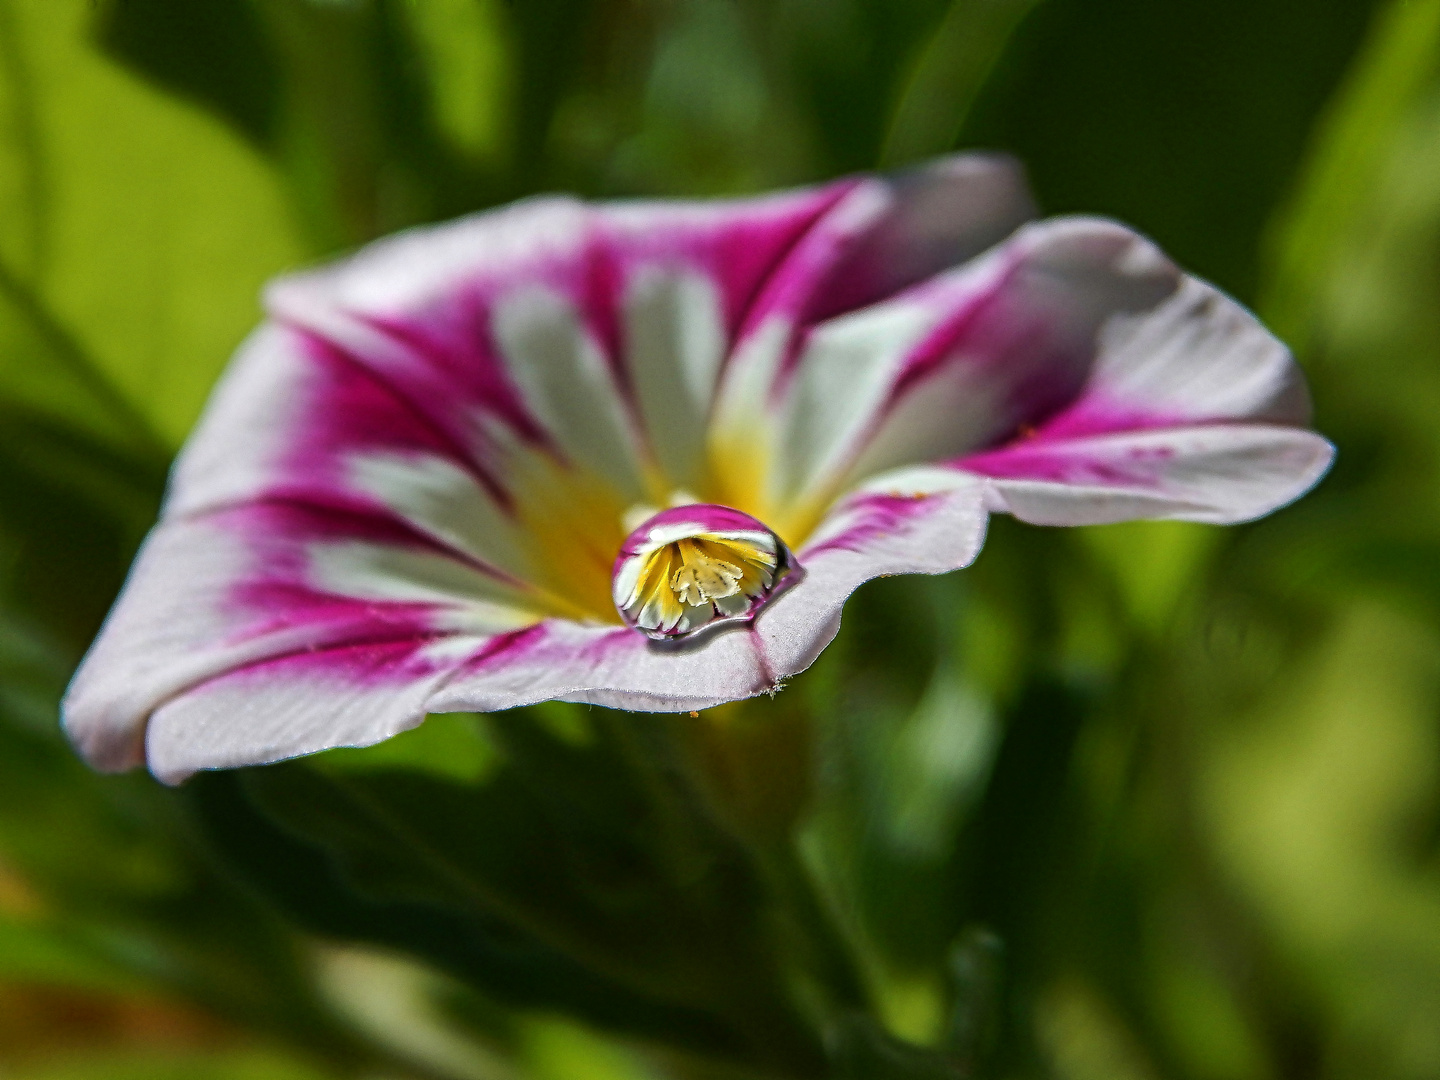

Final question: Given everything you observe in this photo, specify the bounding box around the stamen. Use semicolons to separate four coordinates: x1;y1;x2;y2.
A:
612;505;797;640
672;539;746;606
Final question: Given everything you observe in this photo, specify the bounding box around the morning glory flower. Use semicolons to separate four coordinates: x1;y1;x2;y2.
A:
63;155;1333;783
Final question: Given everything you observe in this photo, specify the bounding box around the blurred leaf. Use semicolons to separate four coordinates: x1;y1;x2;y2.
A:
1199;604;1440;1078
313;946;518;1080
964;0;1379;300
189;717;831;1076
504;0;606;188
4;1050;333;1080
0;260;158;460
1261;0;1440;350
0;915;141;993
0;606;71;734
0;0;305;449
401;0;513;167
0;402;161;792
516;1014;659;1080
0;721;367;1071
1034;979;1160;1080
314;712;501;785
1169;2;1440;1074
732;0;953;177
879;0;1046;168
248;0;465;247
1076;521;1219;638
600;0;809;195
95;0;285;151
827;1013;967;1080
0;422;415;1080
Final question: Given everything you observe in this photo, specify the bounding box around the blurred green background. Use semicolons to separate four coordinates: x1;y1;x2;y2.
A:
1;0;1438;1077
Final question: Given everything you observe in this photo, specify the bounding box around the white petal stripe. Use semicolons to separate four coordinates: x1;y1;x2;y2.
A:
491;285;648;501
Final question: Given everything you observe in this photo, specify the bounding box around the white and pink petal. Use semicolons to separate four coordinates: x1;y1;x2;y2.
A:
62;502;543;777
63;155;1333;787
143;636;494;786
958;424;1334;525
757;216;1330;535
754;217;1176;532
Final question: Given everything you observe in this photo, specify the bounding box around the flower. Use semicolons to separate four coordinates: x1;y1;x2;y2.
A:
63;155;1333;783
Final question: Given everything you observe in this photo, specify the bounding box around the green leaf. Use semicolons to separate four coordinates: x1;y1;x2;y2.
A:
187;764;767;1067
1261;0;1440;351
801;573;1004;1039
0;603;71;734
313;711;501;784
247;0;504;249
94;0;285;151
962;0;1380;300
879;0;1047;169
0;0;306;450
400;0;513;166
0;912;143;994
4;1050;333;1080
503;0;600;186
193;709;839;1075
